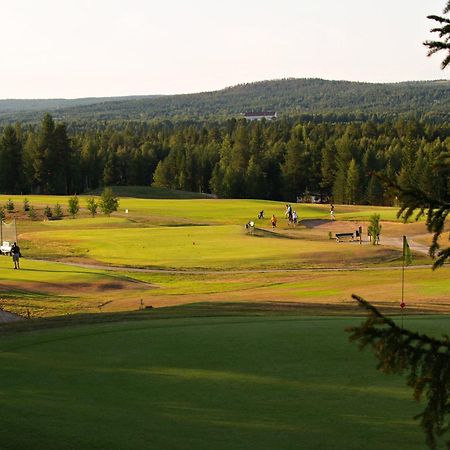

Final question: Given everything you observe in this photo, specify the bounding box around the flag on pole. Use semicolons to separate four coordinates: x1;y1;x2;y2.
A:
403;236;412;266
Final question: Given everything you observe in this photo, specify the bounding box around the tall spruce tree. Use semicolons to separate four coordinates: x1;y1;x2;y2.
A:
0;126;23;193
34;113;55;193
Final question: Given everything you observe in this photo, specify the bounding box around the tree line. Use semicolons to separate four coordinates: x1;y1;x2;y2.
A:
0;113;449;204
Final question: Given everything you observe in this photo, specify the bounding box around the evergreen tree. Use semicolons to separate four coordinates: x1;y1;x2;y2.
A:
424;1;450;69
0;126;23;193
246;156;265;199
34;113;55;193
86;197;98;217
51;123;71;194
281;138;305;201
103;151;120;186
333;135;353;203
22;133;37;193
366;176;384;205
345;158;360;204
99;187;119;217
68;196;79;218
53;203;63;220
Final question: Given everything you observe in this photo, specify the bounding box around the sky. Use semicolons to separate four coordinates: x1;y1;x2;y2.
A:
0;0;448;98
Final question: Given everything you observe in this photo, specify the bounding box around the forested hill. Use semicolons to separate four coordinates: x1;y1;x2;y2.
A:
1;78;449;124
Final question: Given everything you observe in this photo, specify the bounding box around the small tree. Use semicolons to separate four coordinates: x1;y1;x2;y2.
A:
367;213;381;245
44;205;53;220
5;199;14;213
99;188;119;217
23;198;30;212
86;197;98;218
0;207;5;221
68;195;79;218
53;204;63;220
27;206;37;221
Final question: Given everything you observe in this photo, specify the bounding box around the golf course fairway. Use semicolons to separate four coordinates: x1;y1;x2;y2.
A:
1;310;443;450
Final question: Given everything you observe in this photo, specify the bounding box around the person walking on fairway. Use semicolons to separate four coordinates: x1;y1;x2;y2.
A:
11;242;21;269
330;204;335;220
271;214;277;229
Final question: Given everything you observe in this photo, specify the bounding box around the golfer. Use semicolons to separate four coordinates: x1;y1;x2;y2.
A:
11;242;21;269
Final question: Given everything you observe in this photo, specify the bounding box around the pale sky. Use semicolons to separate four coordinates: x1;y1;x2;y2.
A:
0;0;448;98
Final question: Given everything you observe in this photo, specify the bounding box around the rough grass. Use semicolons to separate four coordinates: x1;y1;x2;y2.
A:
1;309;443;450
1;256;449;317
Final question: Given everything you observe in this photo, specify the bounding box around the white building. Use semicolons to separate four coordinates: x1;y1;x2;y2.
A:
243;111;277;121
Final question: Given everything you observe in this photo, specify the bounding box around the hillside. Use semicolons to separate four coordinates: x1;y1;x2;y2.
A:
1;78;449;124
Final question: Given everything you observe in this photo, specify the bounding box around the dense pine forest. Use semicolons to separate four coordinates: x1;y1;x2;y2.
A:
1;78;449;124
1;112;449;205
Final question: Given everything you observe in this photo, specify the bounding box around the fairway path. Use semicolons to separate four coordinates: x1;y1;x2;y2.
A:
381;237;429;255
28;258;432;274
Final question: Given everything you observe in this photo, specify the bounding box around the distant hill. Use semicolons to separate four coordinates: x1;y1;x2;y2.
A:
1;78;449;124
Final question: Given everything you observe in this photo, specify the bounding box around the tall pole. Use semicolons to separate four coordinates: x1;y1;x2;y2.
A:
14;218;17;244
401;235;406;329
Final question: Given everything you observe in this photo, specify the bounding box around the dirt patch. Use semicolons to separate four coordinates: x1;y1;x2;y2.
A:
0;278;152;296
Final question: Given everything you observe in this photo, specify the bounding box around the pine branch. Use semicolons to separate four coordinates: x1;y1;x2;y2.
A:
348;295;450;449
372;170;450;269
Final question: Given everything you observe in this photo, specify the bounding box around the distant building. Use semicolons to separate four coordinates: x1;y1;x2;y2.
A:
243;111;277;121
297;193;330;204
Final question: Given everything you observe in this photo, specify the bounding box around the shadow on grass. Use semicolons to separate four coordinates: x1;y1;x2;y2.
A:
0;301;427;336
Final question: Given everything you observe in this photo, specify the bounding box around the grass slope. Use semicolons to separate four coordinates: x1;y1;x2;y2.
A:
0;311;439;450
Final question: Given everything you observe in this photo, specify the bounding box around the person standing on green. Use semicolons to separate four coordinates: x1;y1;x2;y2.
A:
11;242;21;269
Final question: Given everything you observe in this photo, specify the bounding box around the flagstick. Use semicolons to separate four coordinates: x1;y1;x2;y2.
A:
401;235;406;330
401;250;405;329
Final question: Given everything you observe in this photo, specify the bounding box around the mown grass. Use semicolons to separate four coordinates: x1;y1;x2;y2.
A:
21;224;407;269
1;310;443;450
0;194;402;224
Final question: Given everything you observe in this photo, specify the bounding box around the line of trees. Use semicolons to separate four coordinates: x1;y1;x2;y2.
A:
0;113;449;203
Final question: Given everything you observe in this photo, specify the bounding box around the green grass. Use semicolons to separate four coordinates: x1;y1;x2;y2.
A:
0;310;439;450
22;224;404;269
0;194;402;224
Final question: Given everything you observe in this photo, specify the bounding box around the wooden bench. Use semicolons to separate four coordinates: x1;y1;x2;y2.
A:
335;232;354;242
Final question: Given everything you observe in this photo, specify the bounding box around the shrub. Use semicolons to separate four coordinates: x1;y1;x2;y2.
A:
44;205;53;219
5;199;14;213
27;206;37;220
68;196;79;218
99;188;119;217
23;198;30;212
86;197;98;217
53;204;63;220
